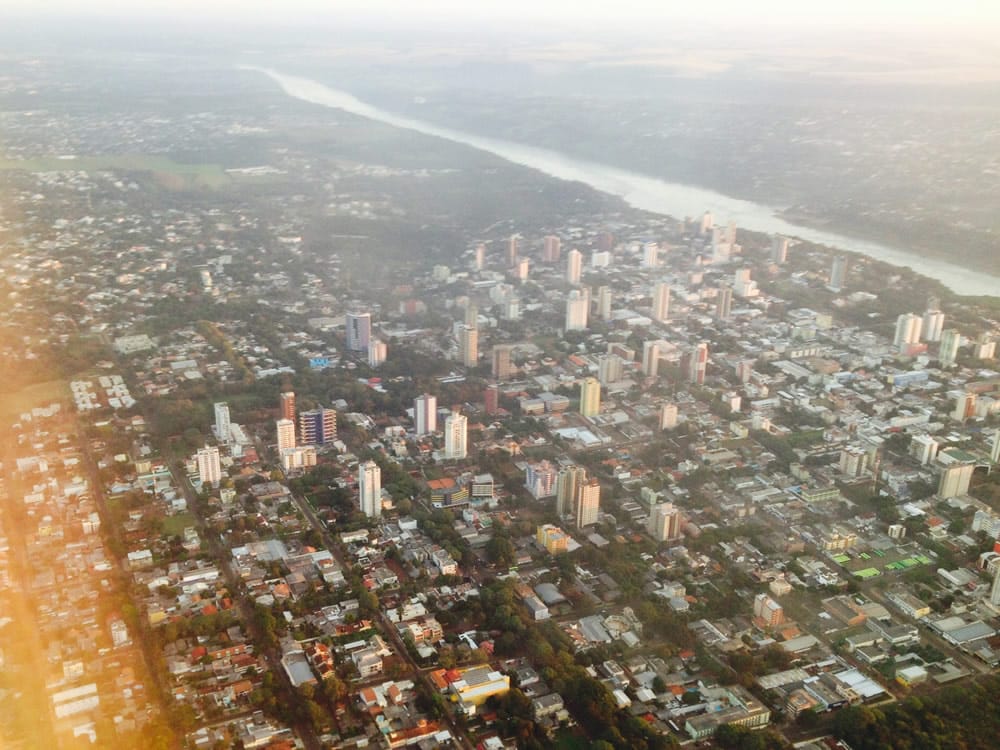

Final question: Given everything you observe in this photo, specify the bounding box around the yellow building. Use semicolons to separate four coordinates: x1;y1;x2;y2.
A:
536;524;569;555
579;377;601;417
450;665;510;715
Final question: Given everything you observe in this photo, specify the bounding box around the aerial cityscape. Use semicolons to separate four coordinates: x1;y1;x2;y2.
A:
1;2;1000;749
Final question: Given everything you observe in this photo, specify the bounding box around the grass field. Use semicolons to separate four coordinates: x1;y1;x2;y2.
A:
0;379;67;422
0;154;230;189
163;511;197;536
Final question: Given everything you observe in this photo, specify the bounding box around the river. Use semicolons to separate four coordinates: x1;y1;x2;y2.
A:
255;68;1000;298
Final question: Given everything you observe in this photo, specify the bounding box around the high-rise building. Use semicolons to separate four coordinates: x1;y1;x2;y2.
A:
579;377;601;417
566;249;583;284
716;286;733;320
922;308;945;342
652;282;670;323
465;303;479;328
507;234;519;266
196;445;222;486
939;328;961;366
444;411;468;460
414;393;437;435
839;446;869;477
358;460;382;518
459;325;479;368
909;434;939;465
894;313;923;349
992;429;1000;464
525;460;557;499
660;403;678;431
642;340;661;378
828;256;848;291
590;250;610;268
514;257;530;281
474;243;486;271
733;268;758;298
492;345;514;380
647;502;682;542
735;360;754;384
368;339;387;367
214;402;231;444
771;235;788;264
595;286;612;319
346;311;372;352
598;354;623;385
299;407;337;446
990;566;1000;607
484;383;500;416
951;391;976;421
700;211;714;235
542;235;561;263
575;479;601;528
279;391;296;422
276;418;296;451
684;342;709;384
556;465;587;518
938;462;975;498
565;289;589;331
642;242;658;268
973;333;996;360
753;593;785;627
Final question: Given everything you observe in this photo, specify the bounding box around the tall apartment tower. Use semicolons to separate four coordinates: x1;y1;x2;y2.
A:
771;235;788;264
829;256;848;291
566;249;583;285
474;243;486;271
346;311;372;352
894;313;923;349
556;465;587;518
684;343;709;385
196;445;222;486
939;328;961;367
660;403;678;431
279;391;296;422
358;460;382;519
565;290;589;331
575;479;601;528
642;242;659;268
579;377;601;417
213;402;231;444
647;502;682;542
459;325;479;368
507;234;519;266
542;235;561;263
716;286;733;320
922;308;945;342
492;345;514;380
368;339;387;367
938;462;975;498
595;286;613;319
598;354;623;385
299;407;337;446
444;411;468;460
276;418;296;451
652;283;670;323
642;340;661;378
465;303;479;328
414;393;437;436
990;566;1000;608
484;383;500;416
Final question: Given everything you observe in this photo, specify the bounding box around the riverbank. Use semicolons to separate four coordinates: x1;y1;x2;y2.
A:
253;67;1000;299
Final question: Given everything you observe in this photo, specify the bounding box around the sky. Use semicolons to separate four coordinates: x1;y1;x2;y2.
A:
8;0;1000;30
